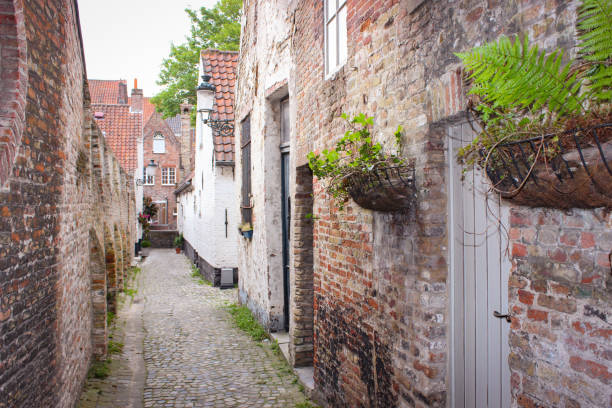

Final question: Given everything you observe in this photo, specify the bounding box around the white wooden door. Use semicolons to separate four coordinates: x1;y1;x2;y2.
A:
448;123;511;408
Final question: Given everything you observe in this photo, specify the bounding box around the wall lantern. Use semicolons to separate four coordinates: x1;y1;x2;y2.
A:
196;74;234;137
136;159;158;186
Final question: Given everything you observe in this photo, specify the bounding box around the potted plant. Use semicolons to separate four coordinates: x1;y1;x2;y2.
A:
239;222;253;239
173;234;184;254
140;240;151;257
307;113;416;211
455;0;612;209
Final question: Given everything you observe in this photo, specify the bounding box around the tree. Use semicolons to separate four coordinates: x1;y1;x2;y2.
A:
151;0;242;120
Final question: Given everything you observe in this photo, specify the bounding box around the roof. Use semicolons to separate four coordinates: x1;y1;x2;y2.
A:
201;49;238;163
165;114;182;138
92;104;141;173
89;79;128;104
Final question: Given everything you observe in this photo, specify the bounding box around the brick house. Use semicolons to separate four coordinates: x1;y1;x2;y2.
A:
235;1;612;407
0;0;136;406
176;49;239;286
90;80;193;232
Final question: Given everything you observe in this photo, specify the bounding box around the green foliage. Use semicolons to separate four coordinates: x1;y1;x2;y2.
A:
140;240;151;248
108;341;124;355
106;311;115;327
225;303;267;341
307;113;404;209
152;0;242;121
456;34;584;120
173;234;184;248
87;360;111;379
454;0;612;166
578;0;612;101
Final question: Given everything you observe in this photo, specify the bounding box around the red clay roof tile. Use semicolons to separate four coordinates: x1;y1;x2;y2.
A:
201;49;238;163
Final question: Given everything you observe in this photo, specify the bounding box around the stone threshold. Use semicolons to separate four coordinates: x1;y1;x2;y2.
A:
270;331;315;398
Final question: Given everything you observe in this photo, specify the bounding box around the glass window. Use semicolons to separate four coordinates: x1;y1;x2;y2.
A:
325;0;347;76
153;133;165;153
162;167;176;185
144;174;155;185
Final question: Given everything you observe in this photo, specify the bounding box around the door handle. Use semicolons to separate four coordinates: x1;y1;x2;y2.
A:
493;311;512;323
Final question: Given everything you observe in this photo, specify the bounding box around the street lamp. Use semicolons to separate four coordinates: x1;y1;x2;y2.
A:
197;74;234;136
136;159;158;186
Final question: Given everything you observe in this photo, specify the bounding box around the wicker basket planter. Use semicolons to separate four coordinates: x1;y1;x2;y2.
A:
345;165;416;211
483;124;612;209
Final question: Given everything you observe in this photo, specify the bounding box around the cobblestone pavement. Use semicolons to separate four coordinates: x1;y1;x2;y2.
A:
78;249;312;408
142;249;310;408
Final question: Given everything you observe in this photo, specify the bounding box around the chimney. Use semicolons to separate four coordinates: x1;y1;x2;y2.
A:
118;81;128;104
130;79;143;112
179;101;193;175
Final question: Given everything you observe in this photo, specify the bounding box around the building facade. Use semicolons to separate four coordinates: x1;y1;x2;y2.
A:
176;49;240;286
235;1;612;407
0;1;136;406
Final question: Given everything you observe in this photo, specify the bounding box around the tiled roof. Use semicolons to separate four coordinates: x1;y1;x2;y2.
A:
92;104;141;173
201;49;238;163
89;79;128;104
126;97;156;123
165;114;182;138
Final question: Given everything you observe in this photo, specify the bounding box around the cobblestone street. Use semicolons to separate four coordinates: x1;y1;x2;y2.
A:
79;249;311;408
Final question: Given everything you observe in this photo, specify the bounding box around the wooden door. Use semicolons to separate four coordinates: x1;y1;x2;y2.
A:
448;123;511;408
280;97;291;331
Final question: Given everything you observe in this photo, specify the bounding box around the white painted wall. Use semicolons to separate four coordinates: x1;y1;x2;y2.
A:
176;55;239;270
235;0;292;330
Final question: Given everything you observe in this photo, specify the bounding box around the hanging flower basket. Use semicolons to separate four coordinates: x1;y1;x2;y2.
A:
483;123;612;209
344;165;416;211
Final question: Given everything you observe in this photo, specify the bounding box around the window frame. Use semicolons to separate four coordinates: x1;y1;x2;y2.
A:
241;115;252;224
153;133;166;154
161;167;176;186
324;0;348;78
144;174;155;186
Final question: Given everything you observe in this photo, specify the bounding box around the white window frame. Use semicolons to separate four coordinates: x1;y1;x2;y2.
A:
144;174;155;185
161;167;176;185
153;133;166;154
325;0;347;78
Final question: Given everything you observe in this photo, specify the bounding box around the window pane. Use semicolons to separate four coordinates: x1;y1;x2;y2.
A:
338;5;347;64
327;17;337;72
326;0;336;22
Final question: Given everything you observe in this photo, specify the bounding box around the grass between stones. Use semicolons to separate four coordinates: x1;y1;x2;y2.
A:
190;263;212;286
87;359;111;379
225;303;267;341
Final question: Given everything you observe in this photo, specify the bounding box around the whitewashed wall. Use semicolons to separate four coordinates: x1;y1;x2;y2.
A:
235;0;292;330
176;57;239;271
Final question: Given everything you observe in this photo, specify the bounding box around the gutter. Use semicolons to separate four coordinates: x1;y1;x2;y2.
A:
174;179;193;195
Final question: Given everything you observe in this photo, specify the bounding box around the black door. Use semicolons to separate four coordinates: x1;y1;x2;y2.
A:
281;151;290;331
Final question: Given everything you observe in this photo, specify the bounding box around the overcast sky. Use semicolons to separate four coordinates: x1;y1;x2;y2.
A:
79;0;217;97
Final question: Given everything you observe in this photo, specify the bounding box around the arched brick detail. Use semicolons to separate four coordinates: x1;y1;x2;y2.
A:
0;0;27;188
89;230;107;358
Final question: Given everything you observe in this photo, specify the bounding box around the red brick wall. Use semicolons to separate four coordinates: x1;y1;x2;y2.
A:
143;111;181;228
290;0;607;407
0;0;27;188
508;208;612;407
0;0;136;406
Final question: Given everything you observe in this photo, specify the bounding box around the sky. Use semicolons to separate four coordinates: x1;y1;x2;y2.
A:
79;0;217;97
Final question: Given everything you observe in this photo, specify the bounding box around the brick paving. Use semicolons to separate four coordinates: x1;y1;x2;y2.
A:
79;249;311;408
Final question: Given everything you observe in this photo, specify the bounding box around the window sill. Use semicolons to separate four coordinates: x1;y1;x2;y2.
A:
324;62;346;81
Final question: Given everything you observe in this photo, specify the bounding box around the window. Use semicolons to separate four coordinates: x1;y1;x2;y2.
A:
241;116;252;224
325;0;347;76
153;133;165;153
144;174;155;185
161;167;176;185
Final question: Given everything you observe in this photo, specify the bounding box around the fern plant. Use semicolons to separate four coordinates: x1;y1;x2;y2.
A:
455;0;612;166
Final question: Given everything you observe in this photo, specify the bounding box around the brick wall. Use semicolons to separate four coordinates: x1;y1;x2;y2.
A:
286;0;608;407
143;111;181;229
0;1;136;406
508;208;612;407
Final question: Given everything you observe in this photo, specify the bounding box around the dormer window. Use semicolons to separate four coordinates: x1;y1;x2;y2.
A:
153;133;165;153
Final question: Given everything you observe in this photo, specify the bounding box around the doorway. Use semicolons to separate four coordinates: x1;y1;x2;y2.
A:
280;97;291;331
448;122;511;408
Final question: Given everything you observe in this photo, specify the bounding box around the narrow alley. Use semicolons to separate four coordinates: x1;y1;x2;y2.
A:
79;249;311;408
